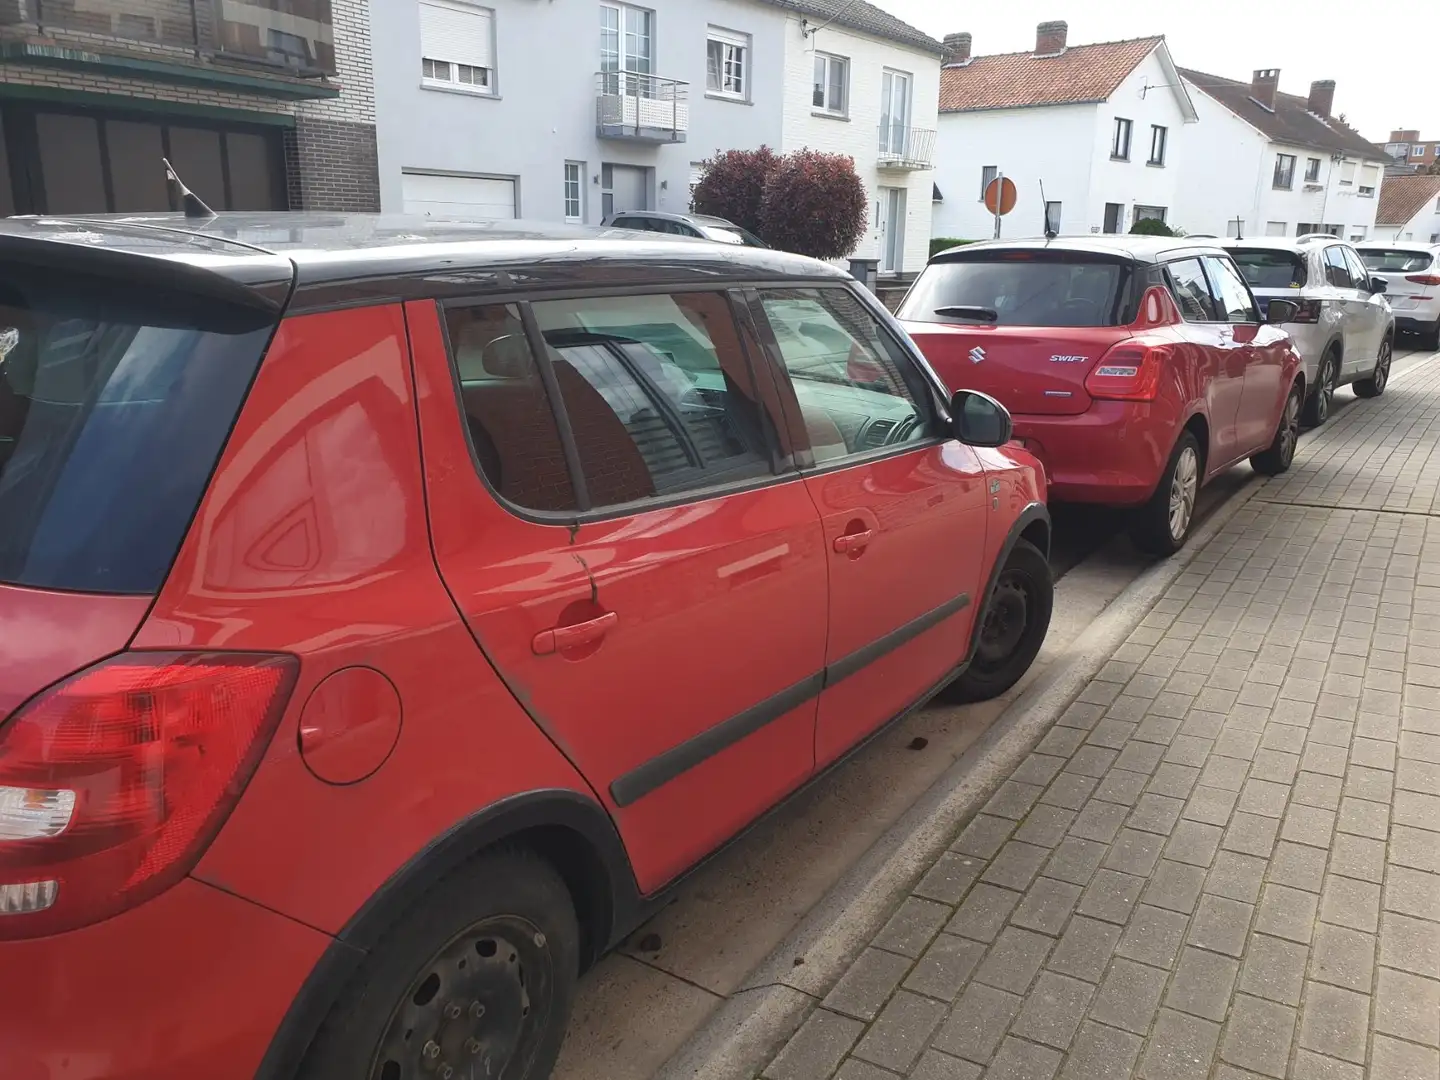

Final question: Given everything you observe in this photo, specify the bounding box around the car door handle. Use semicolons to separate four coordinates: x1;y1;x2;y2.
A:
532;612;618;656
833;530;874;553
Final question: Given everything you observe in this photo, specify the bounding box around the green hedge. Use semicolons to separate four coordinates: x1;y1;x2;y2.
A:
929;237;975;259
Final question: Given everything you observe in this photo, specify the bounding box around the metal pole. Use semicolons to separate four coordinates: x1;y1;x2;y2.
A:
993;171;1003;239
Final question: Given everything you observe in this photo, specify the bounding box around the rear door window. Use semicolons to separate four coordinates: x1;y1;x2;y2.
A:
0;263;278;593
1166;258;1221;321
899;254;1130;327
758;287;936;465
1323;246;1355;289
1230;249;1307;289
1204;256;1261;322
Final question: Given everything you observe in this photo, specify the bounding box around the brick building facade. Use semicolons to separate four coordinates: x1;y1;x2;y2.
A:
0;0;378;215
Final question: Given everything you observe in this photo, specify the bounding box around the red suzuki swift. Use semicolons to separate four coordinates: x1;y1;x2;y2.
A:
0;213;1053;1080
900;238;1306;553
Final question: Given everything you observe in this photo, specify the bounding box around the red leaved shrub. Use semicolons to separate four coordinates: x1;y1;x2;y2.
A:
690;146;780;235
757;149;868;260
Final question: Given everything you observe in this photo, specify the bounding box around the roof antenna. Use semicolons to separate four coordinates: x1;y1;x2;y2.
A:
163;157;215;220
1040;179;1056;240
1230;215;1244;241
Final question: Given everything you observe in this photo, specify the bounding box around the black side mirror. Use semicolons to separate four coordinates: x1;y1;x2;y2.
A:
1369;277;1388;295
950;389;1013;448
1266;298;1299;324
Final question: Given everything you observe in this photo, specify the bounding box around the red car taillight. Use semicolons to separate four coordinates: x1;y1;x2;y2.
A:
1084;342;1170;402
0;652;297;939
1405;274;1440;286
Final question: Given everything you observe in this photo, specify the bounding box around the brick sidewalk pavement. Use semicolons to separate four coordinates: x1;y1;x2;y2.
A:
759;360;1440;1080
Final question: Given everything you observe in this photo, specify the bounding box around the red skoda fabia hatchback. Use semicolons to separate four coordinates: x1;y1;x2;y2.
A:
900;237;1306;553
0;214;1053;1080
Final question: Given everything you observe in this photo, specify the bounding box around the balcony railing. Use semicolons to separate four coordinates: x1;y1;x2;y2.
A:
0;0;336;76
596;71;689;143
877;126;936;170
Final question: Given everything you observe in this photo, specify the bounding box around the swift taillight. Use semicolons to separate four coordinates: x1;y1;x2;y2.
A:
1083;342;1170;402
0;652;297;939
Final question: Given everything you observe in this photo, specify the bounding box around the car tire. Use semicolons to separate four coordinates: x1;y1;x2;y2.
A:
1251;380;1303;476
299;848;580;1080
1131;431;1203;556
942;538;1053;704
1353;336;1392;398
1301;348;1339;427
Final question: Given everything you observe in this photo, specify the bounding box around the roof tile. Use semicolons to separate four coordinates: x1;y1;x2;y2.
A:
1376;174;1440;227
939;37;1162;113
756;0;943;55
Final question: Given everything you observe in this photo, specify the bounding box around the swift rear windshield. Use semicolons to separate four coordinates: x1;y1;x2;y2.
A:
0;262;278;594
898;253;1134;327
1231;249;1308;289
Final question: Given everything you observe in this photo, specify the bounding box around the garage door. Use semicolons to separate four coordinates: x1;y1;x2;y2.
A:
401;172;516;221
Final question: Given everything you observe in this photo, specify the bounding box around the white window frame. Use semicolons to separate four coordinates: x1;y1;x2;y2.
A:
879;68;912;156
564;161;585;223
1340;160;1356;186
980;165;997;201
1112;117;1133;160
813;52;849;116
420;0;497;97
706;26;749;101
1148;124;1167;166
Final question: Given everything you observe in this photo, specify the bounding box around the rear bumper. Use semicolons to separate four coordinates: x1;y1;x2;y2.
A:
1010;401;1171;506
0;877;328;1080
1395;313;1439;334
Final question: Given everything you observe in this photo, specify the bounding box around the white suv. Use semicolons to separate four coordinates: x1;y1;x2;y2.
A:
1225;237;1395;426
1356;243;1440;351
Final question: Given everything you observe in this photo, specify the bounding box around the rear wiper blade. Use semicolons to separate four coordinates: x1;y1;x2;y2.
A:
934;305;998;322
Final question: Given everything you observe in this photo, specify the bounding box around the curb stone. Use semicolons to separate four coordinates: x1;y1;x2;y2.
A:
654;477;1265;1080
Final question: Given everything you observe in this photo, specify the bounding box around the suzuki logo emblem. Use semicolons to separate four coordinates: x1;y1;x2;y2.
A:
969;346;985;364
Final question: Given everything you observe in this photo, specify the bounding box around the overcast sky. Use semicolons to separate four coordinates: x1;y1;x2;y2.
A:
875;0;1440;139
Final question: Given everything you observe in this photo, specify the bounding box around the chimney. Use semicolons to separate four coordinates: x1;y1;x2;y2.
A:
1250;68;1280;111
1035;20;1068;56
1307;80;1335;118
943;31;972;65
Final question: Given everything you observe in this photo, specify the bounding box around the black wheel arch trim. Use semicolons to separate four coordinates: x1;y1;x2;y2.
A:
966;502;1051;668
253;787;641;1080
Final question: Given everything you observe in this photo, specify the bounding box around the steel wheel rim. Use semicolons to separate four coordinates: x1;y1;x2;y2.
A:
1281;392;1300;464
975;571;1032;672
1318;357;1336;421
1168;446;1199;542
1375;341;1391;391
370;915;555;1080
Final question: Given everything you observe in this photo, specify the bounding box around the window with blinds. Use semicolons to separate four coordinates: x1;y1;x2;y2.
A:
420;0;496;93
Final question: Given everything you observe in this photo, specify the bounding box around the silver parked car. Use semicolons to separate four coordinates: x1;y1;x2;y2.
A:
1224;236;1395;425
603;210;769;248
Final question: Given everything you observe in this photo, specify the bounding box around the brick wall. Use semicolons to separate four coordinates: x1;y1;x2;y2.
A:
0;0;378;211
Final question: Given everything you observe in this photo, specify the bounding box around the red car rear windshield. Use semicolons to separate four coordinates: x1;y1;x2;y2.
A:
1231;249;1308;289
0;262;276;594
899;253;1132;327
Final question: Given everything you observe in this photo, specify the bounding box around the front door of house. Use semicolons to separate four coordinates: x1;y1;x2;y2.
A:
878;187;906;274
602;163;648;219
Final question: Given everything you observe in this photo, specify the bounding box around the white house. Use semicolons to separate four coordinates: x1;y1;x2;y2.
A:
368;0;942;275
1373;174;1440;244
1176;69;1389;242
930;22;1197;241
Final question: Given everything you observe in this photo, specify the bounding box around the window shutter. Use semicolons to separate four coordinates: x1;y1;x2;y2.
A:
420;1;494;69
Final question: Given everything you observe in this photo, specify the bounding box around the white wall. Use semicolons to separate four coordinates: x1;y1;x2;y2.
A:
1084;50;1191;233
1375;197;1440;243
778;14;941;274
370;0;788;223
1252;145;1384;241
931;103;1099;241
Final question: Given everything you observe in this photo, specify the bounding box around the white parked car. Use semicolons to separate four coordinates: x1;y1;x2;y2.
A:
1224;237;1395;426
1356;243;1440;351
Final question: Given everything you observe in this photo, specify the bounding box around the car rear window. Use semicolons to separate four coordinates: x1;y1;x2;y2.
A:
1359;249;1435;273
1230;249;1308;289
898;253;1132;327
0;263;277;594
